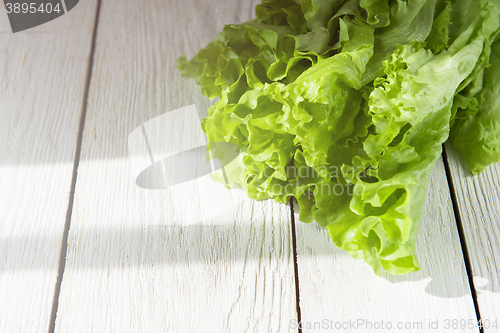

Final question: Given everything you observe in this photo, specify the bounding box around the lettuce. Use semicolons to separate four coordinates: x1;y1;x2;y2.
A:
450;39;500;174
178;0;500;275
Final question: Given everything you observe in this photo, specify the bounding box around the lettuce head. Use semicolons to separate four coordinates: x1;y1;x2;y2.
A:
177;0;500;275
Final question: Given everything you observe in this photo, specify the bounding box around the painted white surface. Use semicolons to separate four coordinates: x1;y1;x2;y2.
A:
54;0;298;332
445;144;500;332
128;105;247;227
0;2;98;332
294;158;480;333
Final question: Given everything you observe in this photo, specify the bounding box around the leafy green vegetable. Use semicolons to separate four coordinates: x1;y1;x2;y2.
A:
178;0;500;275
450;41;500;174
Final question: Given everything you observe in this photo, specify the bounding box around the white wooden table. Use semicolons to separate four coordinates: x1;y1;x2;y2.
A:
1;1;499;332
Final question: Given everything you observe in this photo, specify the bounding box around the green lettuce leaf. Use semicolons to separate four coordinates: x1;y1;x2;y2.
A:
450;39;500;174
178;0;500;275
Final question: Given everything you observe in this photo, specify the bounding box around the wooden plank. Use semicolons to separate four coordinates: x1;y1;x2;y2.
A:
445;144;500;331
0;2;98;332
53;0;298;332
294;158;480;333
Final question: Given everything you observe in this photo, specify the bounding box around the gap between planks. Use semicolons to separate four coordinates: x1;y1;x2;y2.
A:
442;146;484;333
47;1;102;332
290;198;303;333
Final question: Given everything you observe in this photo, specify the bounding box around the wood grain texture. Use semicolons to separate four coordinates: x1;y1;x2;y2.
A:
445;143;500;331
0;2;98;332
53;1;298;332
294;158;479;333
